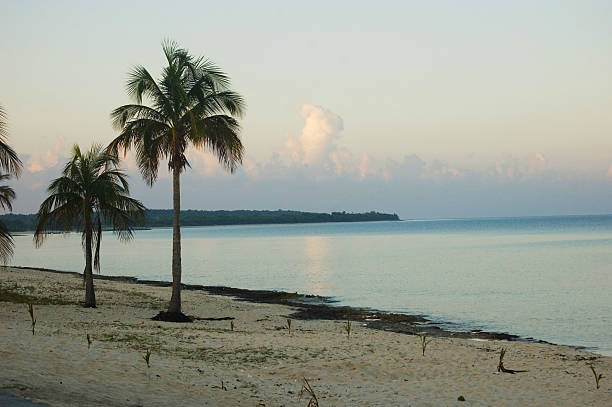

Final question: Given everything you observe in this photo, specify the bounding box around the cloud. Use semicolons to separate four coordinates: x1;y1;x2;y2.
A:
282;104;344;166
492;152;548;180
26;136;65;173
7;103;612;218
420;160;463;181
185;147;225;178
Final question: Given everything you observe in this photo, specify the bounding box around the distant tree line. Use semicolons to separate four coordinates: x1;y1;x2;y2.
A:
1;209;400;232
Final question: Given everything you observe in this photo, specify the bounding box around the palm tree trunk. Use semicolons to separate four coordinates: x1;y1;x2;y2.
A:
167;166;182;313
84;217;96;308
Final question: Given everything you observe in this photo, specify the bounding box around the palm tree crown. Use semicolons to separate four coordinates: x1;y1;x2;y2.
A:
108;40;245;182
107;40;245;318
35;144;145;307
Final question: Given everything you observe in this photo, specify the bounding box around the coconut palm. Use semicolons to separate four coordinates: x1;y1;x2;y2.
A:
107;40;245;320
0;105;23;262
34;144;146;307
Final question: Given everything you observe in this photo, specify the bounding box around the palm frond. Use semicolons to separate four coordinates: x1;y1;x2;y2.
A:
0;219;14;264
110;105;166;130
0;182;15;211
0;105;23;177
126;65;173;115
189;115;243;172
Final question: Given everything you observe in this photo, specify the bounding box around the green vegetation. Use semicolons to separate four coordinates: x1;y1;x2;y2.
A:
0;209;399;232
498;348;507;372
0;104;23;263
299;377;320;407
143;349;152;368
34;144;145;308
180;346;295;365
286;318;292;335
345;320;352;341
419;333;432;356
589;365;604;390
0;284;73;305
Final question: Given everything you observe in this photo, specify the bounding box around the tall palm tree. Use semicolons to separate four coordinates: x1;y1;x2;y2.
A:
0;105;23;263
107;41;245;321
34;144;146;307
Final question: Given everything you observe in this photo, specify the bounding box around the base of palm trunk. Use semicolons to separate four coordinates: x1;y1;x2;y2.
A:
151;311;193;322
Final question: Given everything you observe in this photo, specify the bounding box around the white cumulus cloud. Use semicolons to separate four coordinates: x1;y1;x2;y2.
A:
282;104;344;166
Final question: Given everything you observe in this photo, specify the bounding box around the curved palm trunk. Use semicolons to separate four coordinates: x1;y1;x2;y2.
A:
84;217;96;308
167;167;182;313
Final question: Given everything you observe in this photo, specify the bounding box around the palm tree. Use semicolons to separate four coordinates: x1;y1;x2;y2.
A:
0;105;23;263
107;41;245;321
34;144;146;307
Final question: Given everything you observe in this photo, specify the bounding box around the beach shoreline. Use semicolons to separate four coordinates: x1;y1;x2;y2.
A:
1;266;610;406
7;265;541;345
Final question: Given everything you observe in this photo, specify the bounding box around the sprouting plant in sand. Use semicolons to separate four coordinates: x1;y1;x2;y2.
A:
230;320;234;331
497;347;506;371
221;379;227;391
419;333;432;356
497;348;527;374
299;377;319;407
143;349;152;368
27;303;36;335
345;320;352;341
286;318;292;335
589;365;604;390
86;333;92;349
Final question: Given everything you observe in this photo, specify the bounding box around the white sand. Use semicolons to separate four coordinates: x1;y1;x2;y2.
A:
1;266;610;406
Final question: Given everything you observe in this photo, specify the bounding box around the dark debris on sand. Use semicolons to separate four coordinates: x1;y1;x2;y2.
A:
10;266;539;343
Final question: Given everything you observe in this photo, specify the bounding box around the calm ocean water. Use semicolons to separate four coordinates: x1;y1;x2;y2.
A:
10;214;612;354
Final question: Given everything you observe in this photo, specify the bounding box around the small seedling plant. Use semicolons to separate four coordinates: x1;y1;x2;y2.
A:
86;333;92;349
497;348;527;374
589;365;604;390
230;320;234;331
286;318;292;335
27;303;36;335
345;320;352;341
143;349;152;368
299;377;319;407
419;334;432;356
497;348;507;372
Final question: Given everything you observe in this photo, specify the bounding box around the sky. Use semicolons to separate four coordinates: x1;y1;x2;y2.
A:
1;0;611;218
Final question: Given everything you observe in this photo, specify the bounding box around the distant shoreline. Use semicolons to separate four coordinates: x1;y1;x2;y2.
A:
1;209;400;232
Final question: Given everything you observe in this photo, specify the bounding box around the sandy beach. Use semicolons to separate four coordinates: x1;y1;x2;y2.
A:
1;266;610;406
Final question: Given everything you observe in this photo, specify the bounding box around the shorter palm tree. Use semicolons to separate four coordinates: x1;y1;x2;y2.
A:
0;104;23;262
35;144;145;307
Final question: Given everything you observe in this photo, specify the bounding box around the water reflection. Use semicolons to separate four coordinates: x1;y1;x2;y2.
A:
303;236;332;295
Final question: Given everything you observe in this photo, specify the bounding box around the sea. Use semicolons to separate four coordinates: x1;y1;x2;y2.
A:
9;214;612;355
